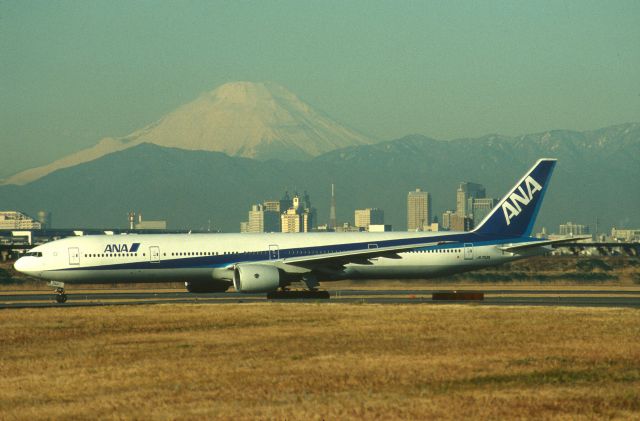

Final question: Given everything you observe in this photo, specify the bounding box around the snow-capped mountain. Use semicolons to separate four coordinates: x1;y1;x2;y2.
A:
3;81;373;185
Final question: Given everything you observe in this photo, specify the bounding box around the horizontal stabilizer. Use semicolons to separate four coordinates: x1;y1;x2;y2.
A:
498;236;591;252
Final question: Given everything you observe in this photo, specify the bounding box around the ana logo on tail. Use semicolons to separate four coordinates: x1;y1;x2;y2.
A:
502;176;542;226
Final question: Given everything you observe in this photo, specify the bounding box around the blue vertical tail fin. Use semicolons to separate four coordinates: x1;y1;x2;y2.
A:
473;158;557;238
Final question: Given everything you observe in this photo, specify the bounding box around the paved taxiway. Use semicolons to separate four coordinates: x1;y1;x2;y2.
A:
1;289;639;309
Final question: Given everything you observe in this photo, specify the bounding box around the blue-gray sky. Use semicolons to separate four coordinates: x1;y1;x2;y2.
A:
1;0;639;178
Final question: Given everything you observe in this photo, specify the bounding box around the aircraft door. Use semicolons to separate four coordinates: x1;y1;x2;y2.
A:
68;247;80;265
464;243;473;260
149;246;160;263
269;245;279;260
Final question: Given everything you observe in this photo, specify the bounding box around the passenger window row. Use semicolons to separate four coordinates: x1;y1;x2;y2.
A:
80;247;462;259
84;253;145;258
171;251;219;256
410;249;461;253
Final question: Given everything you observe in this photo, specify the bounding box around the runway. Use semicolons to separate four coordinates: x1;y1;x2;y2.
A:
2;289;639;309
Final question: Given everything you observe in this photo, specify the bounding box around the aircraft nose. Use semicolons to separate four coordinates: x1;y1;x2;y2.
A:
14;257;27;273
14;256;37;275
14;255;44;278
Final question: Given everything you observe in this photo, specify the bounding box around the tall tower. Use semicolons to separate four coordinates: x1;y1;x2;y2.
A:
456;182;486;217
407;188;431;231
128;211;135;230
329;183;337;230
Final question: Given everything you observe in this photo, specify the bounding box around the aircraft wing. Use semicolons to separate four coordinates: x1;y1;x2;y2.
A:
498;236;591;252
226;241;459;269
277;240;454;271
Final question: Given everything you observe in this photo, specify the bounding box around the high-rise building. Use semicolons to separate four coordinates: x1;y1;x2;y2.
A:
559;222;590;236
243;190;318;233
450;214;473;232
264;191;293;215
128;211;135;230
0;211;42;230
262;200;282;213
263;192;294;231
407;189;431;231
441;210;455;231
472;198;497;227
281;194;314;233
329;183;337;230
354;208;384;231
247;204;280;233
36;210;52;229
456;182;486;217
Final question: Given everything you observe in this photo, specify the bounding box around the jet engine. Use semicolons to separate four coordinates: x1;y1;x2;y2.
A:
233;264;282;293
184;280;232;293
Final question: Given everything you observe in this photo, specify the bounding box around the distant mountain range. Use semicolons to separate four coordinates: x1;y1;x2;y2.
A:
0;122;637;233
2;81;373;186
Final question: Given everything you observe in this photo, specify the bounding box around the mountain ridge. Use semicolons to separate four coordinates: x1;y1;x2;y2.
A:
0;122;637;233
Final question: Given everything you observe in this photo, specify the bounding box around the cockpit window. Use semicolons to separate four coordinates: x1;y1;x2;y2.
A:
24;252;43;257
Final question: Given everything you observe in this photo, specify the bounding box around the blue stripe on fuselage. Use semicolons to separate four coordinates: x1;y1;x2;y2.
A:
53;232;540;272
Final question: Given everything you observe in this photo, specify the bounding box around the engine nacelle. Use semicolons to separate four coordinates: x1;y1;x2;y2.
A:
185;280;232;293
233;264;281;293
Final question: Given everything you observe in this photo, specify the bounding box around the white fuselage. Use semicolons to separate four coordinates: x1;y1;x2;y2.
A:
14;231;541;284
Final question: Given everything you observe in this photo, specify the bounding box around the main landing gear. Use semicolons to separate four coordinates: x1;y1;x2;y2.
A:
267;290;330;299
48;281;67;303
267;275;330;299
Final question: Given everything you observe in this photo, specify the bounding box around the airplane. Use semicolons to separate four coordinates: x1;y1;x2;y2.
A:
14;158;583;303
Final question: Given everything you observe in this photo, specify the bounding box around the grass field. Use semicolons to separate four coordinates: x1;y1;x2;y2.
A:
1;304;639;419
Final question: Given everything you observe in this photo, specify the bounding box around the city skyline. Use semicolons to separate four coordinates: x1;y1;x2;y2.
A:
237;182;609;236
0;198;622;239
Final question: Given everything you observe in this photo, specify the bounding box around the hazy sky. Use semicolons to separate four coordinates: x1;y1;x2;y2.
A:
1;1;639;178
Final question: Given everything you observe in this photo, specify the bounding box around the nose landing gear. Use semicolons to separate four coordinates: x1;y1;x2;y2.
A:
48;281;67;304
55;290;67;303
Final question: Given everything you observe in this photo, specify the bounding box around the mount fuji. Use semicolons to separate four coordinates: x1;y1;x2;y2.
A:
3;81;373;185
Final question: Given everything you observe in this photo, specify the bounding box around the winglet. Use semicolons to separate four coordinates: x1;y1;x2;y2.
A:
473;159;557;238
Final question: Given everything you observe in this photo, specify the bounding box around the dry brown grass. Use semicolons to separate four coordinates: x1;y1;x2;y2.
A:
1;304;639;419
